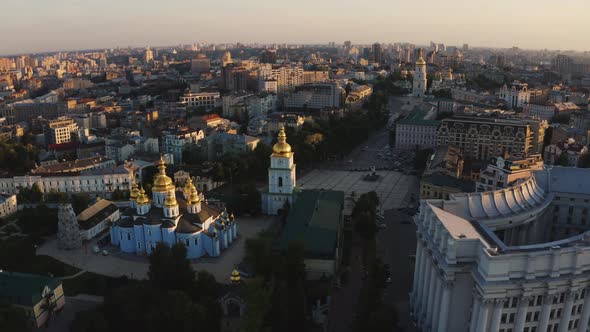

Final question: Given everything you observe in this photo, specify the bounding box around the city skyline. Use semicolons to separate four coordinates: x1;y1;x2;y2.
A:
2;0;590;55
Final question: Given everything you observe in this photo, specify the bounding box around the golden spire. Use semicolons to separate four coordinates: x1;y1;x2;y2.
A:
153;155;174;193
130;177;140;200
416;48;426;66
272;127;292;156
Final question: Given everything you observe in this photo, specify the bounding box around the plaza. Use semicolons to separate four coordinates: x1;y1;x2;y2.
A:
298;169;419;213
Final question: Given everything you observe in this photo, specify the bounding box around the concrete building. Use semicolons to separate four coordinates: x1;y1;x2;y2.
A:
478;154;544;192
105;132;159;162
284;82;343;110
161;128;205;164
190;54;211;74
0;193;17;217
499;81;532;109
437;114;547;160
200;132;260;161
526;102;580;121
258;64;304;94
395;109;440;150
77;199;120;240
303;71;330;84
544;139;589;167
43;116;79;145
410;167;590;332
179;89;221;109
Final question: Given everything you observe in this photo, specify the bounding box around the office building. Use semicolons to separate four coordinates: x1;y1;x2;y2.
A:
284;82;343;110
477;154;544;192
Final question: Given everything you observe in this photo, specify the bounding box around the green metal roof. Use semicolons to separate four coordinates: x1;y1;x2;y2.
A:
397;110;440;126
277;190;344;260
0;271;62;306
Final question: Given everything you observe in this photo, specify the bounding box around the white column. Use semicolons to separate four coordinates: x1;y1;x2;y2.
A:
511;226;519;245
418;253;432;318
438;283;452;332
578;289;590;332
476;301;491;332
538;294;554;332
469;296;481;332
425;265;437;324
559;292;575;332
431;277;443;329
519;225;527;245
415;247;427;312
411;243;423;305
514;296;530;332
489;299;504;332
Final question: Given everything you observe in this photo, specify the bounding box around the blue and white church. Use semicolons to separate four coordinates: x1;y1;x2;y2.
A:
261;127;297;215
110;156;237;259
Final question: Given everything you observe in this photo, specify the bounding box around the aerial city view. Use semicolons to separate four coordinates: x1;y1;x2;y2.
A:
1;1;590;331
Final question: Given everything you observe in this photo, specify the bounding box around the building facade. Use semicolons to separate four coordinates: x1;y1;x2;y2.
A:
478;154;544;192
284;82;342;110
410;167;590;332
413;52;428;98
499;81;531;109
395;110;440;150
180;89;221;109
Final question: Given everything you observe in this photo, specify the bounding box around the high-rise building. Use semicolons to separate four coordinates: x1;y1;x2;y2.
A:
221;65;249;92
372;42;382;64
260;49;278;64
144;47;153;63
258;64;304;94
190;54;211;74
220;51;233;67
413;49;428;98
43;116;79;145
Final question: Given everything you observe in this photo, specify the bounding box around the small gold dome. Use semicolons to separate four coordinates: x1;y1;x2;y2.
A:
153;156;175;193
164;192;178;208
188;190;201;205
230;269;241;283
183;177;196;195
416;56;426;66
272;127;292;156
136;188;149;205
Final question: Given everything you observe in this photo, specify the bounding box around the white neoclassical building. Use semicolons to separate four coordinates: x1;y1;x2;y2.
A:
411;166;590;332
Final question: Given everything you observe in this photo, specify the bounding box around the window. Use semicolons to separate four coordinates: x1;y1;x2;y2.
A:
194;238;198;246
127;233;131;240
278;177;283;187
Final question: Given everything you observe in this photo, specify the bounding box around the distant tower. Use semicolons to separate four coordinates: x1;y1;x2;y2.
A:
372;42;382;64
144;47;154;63
262;127;296;215
413;49;427;98
221;51;233;67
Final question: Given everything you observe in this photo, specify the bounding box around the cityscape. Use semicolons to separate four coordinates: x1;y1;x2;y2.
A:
1;1;590;332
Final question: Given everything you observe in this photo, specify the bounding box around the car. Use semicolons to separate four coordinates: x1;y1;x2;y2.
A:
101;250;109;256
92;246;101;254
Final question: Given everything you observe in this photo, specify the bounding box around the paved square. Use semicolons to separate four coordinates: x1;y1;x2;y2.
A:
298;170;418;213
37;216;273;284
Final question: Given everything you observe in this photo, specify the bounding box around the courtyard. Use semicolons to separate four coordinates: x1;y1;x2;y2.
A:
37;216;273;284
298;169;419;213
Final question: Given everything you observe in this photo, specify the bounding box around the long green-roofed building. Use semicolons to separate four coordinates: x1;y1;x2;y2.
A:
277;189;345;279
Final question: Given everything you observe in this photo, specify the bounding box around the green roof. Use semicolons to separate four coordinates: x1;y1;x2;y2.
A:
277;190;344;260
0;271;62;306
398;110;440;126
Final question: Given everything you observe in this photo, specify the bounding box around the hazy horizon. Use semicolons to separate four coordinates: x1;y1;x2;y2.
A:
2;0;589;55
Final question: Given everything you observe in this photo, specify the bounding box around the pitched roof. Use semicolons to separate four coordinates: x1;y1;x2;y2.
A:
0;272;62;306
277;190;344;259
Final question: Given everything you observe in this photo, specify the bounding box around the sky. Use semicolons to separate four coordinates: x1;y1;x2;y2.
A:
2;0;589;55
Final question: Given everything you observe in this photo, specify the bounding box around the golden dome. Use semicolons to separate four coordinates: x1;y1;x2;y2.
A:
153;156;175;193
183;177;196;195
188;190;201;205
230;269;241;283
164;192;178;208
272;127;292;156
416;56;426;66
136;188;149;205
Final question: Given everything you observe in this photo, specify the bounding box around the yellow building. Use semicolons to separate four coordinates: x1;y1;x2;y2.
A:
0;271;65;328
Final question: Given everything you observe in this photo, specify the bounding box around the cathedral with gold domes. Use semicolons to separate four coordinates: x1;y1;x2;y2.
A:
261;127;297;215
110;156;237;258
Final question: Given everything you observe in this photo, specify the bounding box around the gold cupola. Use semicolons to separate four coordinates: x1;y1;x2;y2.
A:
136;187;149;205
183;177;195;198
188;189;201;205
164;192;178;208
152;155;175;193
272;127;292;156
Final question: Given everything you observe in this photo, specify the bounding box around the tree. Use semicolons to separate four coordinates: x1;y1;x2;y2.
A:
0;303;31;332
555;153;570;166
148;242;194;292
72;193;91;214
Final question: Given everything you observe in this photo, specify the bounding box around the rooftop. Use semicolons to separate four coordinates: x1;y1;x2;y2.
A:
0;271;62;307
